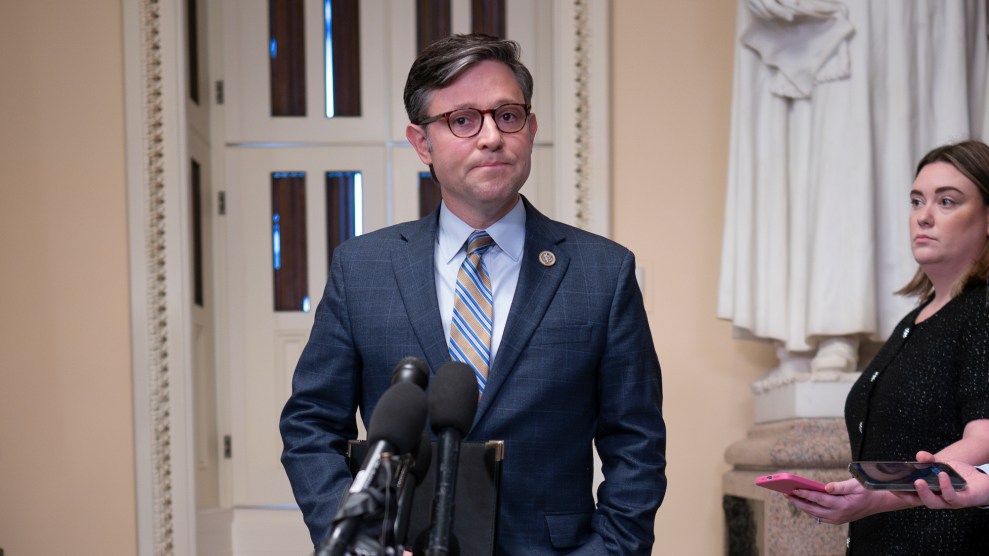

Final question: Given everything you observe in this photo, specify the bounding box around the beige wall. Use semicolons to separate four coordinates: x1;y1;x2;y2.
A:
612;1;776;553
0;1;775;554
0;1;137;555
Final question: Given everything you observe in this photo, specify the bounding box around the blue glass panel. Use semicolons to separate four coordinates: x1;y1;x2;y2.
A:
323;0;361;117
272;172;308;311
325;171;362;267
324;0;335;118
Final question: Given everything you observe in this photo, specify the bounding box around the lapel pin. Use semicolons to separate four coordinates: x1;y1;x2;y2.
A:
538;250;556;267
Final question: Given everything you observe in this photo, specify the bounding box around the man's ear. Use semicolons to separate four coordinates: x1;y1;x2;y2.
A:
406;124;433;165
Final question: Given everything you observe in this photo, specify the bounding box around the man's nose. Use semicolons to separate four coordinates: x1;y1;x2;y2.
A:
475;113;505;147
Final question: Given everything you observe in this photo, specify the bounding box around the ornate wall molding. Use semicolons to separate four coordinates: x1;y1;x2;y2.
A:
554;0;611;237
138;0;176;553
126;0;188;553
572;0;592;228
139;0;176;553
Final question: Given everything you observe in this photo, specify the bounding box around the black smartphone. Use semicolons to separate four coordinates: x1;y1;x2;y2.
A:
848;461;967;492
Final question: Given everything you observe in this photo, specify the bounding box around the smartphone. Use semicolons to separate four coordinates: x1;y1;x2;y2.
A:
755;473;827;495
848;461;967;492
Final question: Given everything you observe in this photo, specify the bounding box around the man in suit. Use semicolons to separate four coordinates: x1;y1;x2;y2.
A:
280;33;666;555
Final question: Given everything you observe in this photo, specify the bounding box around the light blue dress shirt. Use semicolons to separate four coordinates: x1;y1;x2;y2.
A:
435;197;525;366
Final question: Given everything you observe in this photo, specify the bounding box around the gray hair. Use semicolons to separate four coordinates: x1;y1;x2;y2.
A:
403;34;534;124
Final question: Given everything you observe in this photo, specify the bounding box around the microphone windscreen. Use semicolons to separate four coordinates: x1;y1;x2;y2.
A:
410;430;433;484
428;361;479;436
391;356;430;390
368;381;427;454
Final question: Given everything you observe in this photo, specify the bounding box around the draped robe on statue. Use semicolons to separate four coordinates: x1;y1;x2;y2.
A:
719;0;988;356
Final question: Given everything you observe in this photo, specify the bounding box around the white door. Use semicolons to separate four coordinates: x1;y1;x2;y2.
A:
224;146;387;505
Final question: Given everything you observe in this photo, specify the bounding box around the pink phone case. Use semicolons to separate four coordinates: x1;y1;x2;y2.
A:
755;473;827;494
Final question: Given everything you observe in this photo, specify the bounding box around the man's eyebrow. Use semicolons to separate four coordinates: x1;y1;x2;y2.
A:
445;100;523;111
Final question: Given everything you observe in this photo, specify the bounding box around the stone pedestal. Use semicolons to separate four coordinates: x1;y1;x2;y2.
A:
753;380;853;423
722;382;851;556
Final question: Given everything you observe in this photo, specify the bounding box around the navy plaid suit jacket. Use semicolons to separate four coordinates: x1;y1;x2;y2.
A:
280;197;666;555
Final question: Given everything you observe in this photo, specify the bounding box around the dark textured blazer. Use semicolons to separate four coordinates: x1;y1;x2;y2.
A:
844;284;989;555
280;197;667;555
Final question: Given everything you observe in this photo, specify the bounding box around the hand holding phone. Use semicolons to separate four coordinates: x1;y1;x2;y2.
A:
755;473;828;495
849;461;967;492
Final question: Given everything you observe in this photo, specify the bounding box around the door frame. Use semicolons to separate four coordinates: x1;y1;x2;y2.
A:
123;0;611;553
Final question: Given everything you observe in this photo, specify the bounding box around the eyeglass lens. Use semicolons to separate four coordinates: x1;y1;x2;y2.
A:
447;105;528;137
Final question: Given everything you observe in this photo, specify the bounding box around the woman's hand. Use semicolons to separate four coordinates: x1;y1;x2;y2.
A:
784;478;907;525
890;451;989;510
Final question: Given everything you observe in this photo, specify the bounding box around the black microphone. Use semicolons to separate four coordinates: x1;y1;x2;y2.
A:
409;428;434;486
394;429;433;546
319;381;427;556
389;356;432;546
423;362;479;556
391;355;430;390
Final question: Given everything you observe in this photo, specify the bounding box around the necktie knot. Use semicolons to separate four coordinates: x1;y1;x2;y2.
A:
467;231;495;257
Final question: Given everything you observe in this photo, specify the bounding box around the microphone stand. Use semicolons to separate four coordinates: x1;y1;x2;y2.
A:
318;452;409;556
391;456;418;547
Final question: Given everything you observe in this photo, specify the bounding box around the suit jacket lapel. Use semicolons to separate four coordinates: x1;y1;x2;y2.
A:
392;210;451;374
475;199;569;423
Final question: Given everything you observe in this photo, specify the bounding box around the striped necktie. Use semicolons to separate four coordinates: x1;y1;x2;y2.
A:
449;230;496;394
